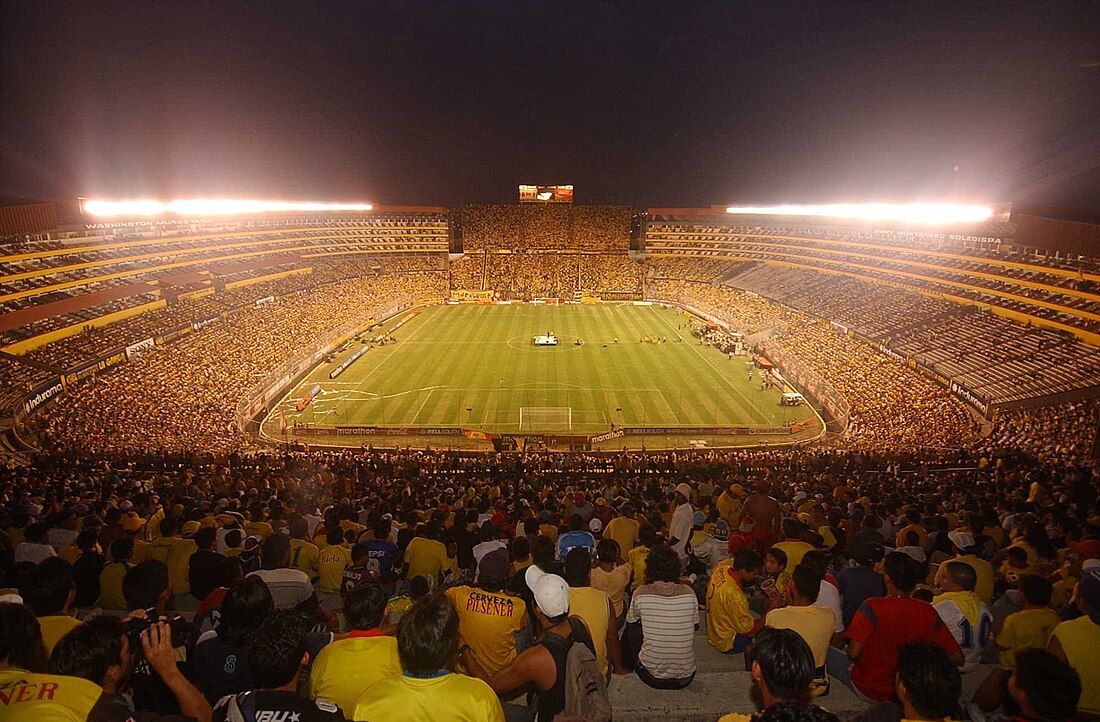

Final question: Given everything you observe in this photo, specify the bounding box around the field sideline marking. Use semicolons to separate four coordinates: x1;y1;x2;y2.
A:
646;305;764;424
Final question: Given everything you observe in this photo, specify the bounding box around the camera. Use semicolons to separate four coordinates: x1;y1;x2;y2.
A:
121;609;190;648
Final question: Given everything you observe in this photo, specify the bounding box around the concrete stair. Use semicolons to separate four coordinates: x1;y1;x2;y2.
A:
607;628;998;721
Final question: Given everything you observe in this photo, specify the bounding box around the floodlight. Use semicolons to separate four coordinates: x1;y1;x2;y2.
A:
724;203;993;225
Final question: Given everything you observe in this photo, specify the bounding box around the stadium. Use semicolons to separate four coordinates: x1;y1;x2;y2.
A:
4;2;1100;720
0;195;1096;457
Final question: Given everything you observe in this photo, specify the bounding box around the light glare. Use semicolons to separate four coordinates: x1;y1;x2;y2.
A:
82;199;374;217
725;203;994;225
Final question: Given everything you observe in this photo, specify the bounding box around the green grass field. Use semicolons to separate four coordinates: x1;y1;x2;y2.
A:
271;303;819;442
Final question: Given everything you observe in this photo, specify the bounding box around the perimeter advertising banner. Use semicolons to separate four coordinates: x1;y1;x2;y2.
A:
518;185;574;203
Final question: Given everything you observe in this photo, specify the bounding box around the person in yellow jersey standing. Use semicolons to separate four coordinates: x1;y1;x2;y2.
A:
352;593;504;722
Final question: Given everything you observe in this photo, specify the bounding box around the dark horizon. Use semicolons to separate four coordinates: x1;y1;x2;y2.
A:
1;1;1098;212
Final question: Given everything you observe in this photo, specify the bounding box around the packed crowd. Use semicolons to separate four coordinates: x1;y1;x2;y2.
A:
647;277;980;450
29;270;448;457
0;431;1098;721
450;252;644;299
461;206;632;252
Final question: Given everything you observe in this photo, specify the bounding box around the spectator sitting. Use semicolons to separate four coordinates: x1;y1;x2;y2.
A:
772;519;814;572
932;560;993;672
192;576;273;704
352;593;504;722
14;522;56;565
997;576;1060;668
591;539;632;623
71;529;105;610
1004;649;1081;722
0;602;102;720
836;543;885;629
837;552;963;702
856;640;961;722
249;533;337;631
310;582;401;716
193;557;244;631
189;527;224;603
122;560;201;716
212;610;344;722
288;515;320;581
947;530;995;606
623;544;699;689
717;626;817;721
707;548;769;654
562;547;624;678
19;557;81;658
604;503;640;559
557;514;596;562
628;524;657;593
761;563;835;696
49;615;213;722
1048;573;1100;716
100;538;135;612
445;548;527;678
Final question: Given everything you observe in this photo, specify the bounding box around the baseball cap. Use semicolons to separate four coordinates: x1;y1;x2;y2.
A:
589;518;603;533
242;535;262;554
180;521;201;538
122;515;145;532
675;483;692;500
730;483;746;497
793;491;808;502
1078;574;1100;625
693;511;706;528
947;531;976;551
525;565;570;618
478;548;511;581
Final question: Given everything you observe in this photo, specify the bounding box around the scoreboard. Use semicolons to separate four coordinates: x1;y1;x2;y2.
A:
519;185;574;204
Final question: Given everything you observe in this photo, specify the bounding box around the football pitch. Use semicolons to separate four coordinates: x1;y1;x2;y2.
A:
271;303;820;441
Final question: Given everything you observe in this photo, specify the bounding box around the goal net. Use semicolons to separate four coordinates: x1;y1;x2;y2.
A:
518;407;573;432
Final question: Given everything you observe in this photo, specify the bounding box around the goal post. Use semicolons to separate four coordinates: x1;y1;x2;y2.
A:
518;407;573;432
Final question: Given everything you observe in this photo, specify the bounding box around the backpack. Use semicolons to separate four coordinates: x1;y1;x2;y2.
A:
554;616;613;722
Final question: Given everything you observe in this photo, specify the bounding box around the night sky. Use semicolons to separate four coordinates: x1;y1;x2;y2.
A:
1;1;1098;210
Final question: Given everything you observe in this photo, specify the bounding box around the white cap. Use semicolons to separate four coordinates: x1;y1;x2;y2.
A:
675;483;692;500
948;531;976;550
793;491;808;502
589;518;603;533
525;565;570;618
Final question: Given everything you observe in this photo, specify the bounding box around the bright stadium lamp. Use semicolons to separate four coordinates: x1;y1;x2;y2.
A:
724;203;994;225
81;198;374;217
